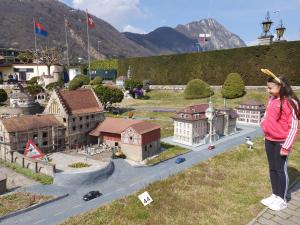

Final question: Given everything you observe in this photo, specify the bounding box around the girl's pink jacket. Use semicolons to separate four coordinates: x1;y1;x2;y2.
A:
261;96;299;152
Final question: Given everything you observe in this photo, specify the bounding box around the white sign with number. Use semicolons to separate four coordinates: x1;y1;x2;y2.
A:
138;191;153;206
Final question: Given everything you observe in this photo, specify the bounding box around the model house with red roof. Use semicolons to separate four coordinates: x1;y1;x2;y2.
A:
44;87;105;149
90;118;161;162
172;104;237;146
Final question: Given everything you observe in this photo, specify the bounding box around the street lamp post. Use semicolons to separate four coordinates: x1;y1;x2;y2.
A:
205;97;215;144
276;20;286;41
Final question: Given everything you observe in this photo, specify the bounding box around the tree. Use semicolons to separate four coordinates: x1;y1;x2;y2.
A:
17;51;34;63
90;76;103;86
125;79;143;91
0;89;8;104
93;85;124;109
27;76;39;85
68;75;90;90
25;84;44;95
184;79;214;99
46;80;64;90
33;47;63;76
221;73;245;99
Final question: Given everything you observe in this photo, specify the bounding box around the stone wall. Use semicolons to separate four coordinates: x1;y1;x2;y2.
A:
0;150;56;177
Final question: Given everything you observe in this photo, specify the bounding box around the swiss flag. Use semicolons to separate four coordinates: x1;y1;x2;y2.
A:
87;13;96;29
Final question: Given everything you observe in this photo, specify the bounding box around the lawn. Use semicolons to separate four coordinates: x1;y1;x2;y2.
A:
61;137;300;225
0;192;52;216
146;142;190;165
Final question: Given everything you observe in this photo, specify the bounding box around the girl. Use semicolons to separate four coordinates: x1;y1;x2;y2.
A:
260;71;300;211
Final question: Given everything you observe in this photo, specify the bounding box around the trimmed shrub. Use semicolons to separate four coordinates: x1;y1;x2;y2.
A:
0;89;8;103
68;75;90;90
27;76;39;85
184;79;214;99
90;76;103;85
46;80;64;90
221;73;245;99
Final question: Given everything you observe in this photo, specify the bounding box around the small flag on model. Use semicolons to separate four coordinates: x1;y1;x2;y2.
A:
34;20;48;37
87;12;96;29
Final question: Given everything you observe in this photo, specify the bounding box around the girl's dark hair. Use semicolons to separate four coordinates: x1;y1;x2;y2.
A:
267;76;300;120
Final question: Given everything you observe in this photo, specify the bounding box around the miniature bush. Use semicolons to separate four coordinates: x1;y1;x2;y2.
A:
46;80;64;90
24;85;44;95
0;89;8;103
184;79;213;99
68;162;90;168
68;75;90;90
128;112;134;118
27;76;39;85
90;76;103;85
93;85;124;109
221;72;245;99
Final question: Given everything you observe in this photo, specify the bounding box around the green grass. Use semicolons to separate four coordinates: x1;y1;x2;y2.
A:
0;159;53;185
0;192;52;216
68;162;90;168
146;142;189;165
61;137;300;225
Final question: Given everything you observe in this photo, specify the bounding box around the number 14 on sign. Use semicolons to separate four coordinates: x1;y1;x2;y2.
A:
138;191;153;206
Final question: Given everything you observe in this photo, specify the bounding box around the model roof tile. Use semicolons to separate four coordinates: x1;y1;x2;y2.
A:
57;88;103;115
1;114;63;132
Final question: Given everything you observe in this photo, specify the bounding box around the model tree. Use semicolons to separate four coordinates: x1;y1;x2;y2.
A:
221;72;245;99
93;85;124;109
0;89;8;104
68;75;90;90
184;79;214;99
33;47;63;77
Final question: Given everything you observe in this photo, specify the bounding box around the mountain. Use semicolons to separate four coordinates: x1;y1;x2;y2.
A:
0;0;152;63
123;27;197;55
175;18;246;50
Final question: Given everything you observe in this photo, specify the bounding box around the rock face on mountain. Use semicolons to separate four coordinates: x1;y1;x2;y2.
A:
175;18;246;50
0;0;152;62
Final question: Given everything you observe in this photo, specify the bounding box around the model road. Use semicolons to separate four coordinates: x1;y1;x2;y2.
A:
0;125;262;225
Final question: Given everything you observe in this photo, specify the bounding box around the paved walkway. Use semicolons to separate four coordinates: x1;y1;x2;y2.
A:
248;179;300;225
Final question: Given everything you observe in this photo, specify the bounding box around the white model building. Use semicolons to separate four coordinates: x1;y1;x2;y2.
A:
236;100;265;125
172;102;237;146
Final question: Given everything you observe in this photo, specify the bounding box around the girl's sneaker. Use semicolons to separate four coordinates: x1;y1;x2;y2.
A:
260;194;277;207
268;196;287;211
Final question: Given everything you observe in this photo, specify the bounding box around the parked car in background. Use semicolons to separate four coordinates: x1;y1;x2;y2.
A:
208;145;215;150
175;157;186;164
83;191;102;201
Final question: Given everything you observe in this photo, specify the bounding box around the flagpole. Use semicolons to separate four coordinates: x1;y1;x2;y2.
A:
33;18;40;77
86;10;91;80
64;15;70;67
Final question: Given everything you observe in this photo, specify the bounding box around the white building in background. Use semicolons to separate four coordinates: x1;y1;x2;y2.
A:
172;103;238;147
0;63;63;86
68;67;81;81
236;100;265;125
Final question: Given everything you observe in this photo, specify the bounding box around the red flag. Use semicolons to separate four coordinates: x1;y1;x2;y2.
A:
87;13;96;29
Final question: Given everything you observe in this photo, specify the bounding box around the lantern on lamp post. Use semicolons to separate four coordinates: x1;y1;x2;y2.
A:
205;98;215;144
262;11;273;37
276;20;286;41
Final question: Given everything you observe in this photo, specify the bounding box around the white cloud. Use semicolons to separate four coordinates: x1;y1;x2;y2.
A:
71;0;144;30
122;24;145;34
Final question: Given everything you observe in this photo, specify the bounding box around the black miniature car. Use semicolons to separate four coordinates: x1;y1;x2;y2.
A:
83;191;102;201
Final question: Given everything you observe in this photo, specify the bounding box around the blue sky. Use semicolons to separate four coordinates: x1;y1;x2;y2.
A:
62;0;300;45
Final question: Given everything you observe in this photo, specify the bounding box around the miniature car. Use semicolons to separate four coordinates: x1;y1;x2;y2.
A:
175;157;186;164
208;145;215;150
83;191;102;201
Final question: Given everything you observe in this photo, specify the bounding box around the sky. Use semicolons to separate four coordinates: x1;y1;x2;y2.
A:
61;0;300;45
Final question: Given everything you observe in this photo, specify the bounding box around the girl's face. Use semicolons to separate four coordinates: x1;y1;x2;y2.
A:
267;82;281;97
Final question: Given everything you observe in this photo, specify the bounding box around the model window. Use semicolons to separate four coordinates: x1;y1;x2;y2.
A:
72;118;75;122
72;126;76;131
80;125;83;129
79;117;82;121
63;118;66;123
42;132;47;138
86;116;89;119
43;141;48;146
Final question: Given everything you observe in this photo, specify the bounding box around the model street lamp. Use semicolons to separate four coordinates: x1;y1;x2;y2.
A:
276;20;286;41
262;11;273;37
205;98;215;144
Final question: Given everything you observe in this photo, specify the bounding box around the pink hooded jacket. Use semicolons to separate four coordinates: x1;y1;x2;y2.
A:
261;96;299;153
